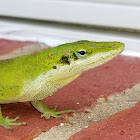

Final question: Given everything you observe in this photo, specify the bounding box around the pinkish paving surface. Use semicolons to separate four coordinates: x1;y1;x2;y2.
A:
0;39;140;139
69;102;140;140
0;39;34;55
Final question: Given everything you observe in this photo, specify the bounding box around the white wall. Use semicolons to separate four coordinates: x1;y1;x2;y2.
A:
0;0;140;30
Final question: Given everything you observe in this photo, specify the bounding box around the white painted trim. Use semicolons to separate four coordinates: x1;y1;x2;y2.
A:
80;0;140;6
0;1;140;30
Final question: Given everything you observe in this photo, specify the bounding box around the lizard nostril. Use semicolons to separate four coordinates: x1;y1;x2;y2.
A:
52;65;57;69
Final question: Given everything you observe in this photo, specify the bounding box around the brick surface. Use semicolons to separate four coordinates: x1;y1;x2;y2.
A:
69;102;140;140
0;39;140;139
0;39;34;55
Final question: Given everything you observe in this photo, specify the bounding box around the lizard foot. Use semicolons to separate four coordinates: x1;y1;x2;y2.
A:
0;116;26;130
31;101;75;120
41;106;75;119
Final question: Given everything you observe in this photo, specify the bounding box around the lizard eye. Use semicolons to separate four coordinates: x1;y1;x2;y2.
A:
74;49;87;59
78;50;86;55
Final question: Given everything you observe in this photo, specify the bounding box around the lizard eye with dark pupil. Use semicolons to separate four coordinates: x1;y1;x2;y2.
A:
73;49;87;59
78;51;86;55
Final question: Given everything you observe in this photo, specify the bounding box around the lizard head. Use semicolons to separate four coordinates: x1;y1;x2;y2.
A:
54;40;125;74
43;40;125;82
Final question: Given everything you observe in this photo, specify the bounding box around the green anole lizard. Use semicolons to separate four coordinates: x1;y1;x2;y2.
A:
0;40;125;130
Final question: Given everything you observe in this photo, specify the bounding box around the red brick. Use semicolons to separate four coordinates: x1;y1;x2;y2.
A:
0;39;34;55
69;102;140;140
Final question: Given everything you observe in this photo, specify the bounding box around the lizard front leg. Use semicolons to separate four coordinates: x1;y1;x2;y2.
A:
0;105;26;130
31;100;74;119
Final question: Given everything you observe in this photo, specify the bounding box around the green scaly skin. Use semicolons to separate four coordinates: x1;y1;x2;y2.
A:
0;40;125;130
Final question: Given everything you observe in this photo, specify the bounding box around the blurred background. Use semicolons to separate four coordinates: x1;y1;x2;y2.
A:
0;0;140;57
